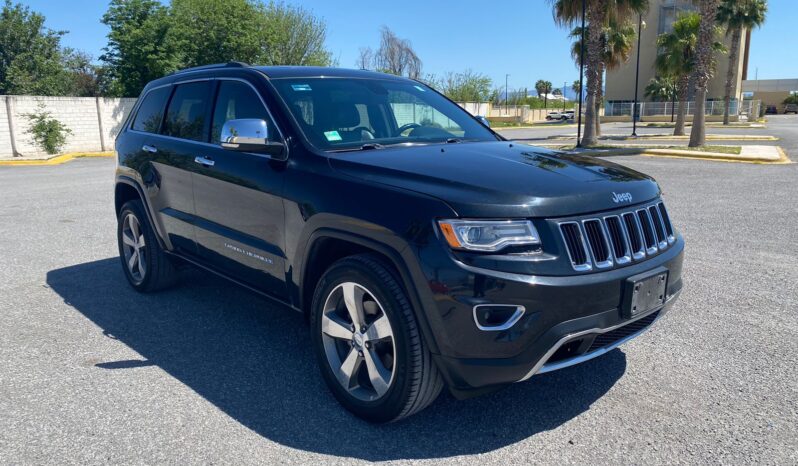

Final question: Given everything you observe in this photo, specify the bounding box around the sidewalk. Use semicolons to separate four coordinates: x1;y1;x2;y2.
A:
559;144;790;164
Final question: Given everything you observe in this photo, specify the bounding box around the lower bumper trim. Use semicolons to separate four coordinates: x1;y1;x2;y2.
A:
517;288;680;382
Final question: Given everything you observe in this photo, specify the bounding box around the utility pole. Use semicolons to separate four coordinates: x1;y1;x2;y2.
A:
632;12;643;137
563;81;567;112
505;74;510;115
576;0;586;148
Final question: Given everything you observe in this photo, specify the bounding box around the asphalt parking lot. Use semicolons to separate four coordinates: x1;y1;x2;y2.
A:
1;155;796;464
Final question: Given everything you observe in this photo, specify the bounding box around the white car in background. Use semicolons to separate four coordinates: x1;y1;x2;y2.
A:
545;110;575;121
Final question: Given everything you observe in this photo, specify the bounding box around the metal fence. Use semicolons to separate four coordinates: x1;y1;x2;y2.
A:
605;100;761;119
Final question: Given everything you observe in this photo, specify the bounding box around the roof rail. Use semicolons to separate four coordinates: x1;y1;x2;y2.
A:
170;61;249;75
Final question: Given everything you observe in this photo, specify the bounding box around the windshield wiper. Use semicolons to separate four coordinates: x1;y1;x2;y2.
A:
328;142;385;153
446;138;463;144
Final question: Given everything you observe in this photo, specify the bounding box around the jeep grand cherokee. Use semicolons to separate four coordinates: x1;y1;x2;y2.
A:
114;62;684;423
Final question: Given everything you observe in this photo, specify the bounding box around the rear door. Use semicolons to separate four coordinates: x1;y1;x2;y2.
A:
144;80;214;254
125;84;199;254
191;78;288;299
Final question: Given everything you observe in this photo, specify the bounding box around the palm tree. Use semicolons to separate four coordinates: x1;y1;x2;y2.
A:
645;76;677;101
571;79;581;97
645;76;678;121
688;0;723;147
655;13;724;136
716;0;767;125
552;0;647;146
656;13;701;136
535;79;553;108
568;18;635;136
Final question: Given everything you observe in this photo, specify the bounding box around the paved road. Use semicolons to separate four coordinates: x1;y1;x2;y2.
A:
499;114;798;157
1;157;797;464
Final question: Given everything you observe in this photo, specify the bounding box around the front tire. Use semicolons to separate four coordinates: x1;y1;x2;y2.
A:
117;200;177;292
310;254;443;423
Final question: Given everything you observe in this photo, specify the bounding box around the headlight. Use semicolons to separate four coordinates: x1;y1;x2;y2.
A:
437;219;541;252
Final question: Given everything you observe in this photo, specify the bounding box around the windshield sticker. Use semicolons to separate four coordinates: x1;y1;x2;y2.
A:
291;84;312;91
413;85;426;92
324;130;342;142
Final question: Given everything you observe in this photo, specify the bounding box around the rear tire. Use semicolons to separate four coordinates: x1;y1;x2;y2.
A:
117;200;178;292
310;254;443;423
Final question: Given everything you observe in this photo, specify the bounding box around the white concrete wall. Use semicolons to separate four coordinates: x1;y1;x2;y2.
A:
0;95;137;157
0;98;12;158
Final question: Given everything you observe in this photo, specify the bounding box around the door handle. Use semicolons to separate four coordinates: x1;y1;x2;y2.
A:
142;144;157;153
194;156;215;167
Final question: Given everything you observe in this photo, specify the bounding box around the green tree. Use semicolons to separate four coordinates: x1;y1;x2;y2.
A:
258;1;333;66
61;48;103;97
435;70;492;102
716;0;767;125
656;12;723;136
569;18;636;136
166;0;263;67
101;0;178;97
101;0;334;97
644;76;677;102
535;79;553;108
0;0;70;95
571;79;581;96
552;0;648;146
688;0;724;147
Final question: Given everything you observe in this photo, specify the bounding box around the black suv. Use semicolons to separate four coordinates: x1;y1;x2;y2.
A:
114;63;684;422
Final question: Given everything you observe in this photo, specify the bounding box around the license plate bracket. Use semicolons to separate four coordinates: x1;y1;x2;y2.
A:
622;267;668;318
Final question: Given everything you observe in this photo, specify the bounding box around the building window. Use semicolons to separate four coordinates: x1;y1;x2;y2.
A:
658;1;698;35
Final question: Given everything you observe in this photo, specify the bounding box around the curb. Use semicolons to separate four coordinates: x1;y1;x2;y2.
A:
546;134;778;141
0;151;114;166
496;124;578;130
579;147;792;165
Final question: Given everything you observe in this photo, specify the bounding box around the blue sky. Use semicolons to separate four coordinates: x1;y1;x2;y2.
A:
22;0;798;93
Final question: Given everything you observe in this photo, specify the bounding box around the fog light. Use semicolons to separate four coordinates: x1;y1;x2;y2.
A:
473;304;525;331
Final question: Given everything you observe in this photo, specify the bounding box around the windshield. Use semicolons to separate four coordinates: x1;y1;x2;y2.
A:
270;77;498;151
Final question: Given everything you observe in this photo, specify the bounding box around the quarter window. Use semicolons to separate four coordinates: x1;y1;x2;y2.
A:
211;81;274;144
163;82;210;142
131;86;171;133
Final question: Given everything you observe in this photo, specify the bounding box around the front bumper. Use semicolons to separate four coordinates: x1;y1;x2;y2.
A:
417;235;684;393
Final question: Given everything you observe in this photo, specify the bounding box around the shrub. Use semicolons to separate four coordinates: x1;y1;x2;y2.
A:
23;105;72;155
783;94;798;105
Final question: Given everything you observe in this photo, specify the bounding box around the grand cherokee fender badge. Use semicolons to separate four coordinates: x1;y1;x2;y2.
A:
612;192;633;203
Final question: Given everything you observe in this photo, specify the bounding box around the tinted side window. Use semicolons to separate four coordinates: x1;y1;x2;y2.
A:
163;82;210;142
132;86;171;133
211;81;274;144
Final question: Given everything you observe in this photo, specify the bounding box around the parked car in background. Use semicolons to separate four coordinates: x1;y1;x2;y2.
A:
765;105;778;114
784;103;798;114
546;110;574;121
114;63;684;423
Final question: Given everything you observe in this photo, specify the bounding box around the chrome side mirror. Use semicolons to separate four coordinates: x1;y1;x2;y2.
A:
475;115;491;128
220;119;285;157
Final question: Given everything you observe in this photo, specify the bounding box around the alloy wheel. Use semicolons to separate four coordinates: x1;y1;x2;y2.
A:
121;213;147;283
320;282;396;401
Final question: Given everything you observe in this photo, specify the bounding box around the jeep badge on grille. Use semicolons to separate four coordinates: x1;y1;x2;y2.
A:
612;192;633;203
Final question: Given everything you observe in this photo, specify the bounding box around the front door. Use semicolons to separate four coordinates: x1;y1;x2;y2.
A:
191;79;288;299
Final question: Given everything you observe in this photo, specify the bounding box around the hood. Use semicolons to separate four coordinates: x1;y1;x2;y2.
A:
328;141;661;218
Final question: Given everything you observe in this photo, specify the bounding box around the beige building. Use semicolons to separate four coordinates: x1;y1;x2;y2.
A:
605;0;750;106
741;79;798;112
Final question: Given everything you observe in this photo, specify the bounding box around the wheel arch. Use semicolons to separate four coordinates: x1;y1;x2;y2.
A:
114;176;170;250
298;228;441;356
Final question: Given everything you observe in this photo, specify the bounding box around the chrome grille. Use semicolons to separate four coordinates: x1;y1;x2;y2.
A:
558;201;676;272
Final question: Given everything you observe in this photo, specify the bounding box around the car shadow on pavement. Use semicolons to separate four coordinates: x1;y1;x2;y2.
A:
46;258;627;461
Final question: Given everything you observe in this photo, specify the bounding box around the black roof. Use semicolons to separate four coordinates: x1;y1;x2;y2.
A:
143;63;411;92
254;66;408;81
